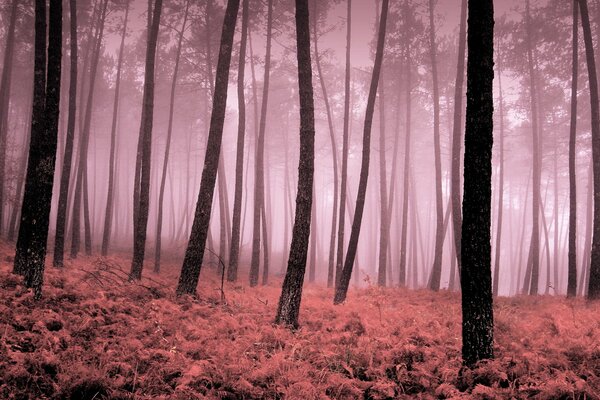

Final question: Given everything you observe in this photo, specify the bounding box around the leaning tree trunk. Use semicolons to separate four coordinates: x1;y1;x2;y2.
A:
14;0;62;300
130;0;163;280
250;0;273;287
334;0;352;288
451;0;467;271
334;0;389;305
0;0;19;234
101;0;130;257
53;0;78;267
568;0;579;297
493;65;506;296
154;0;189;272
176;0;240;295
579;0;600;299
461;0;494;367
428;0;444;291
227;0;249;282
275;0;316;327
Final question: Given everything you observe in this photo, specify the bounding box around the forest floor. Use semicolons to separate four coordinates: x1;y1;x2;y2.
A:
1;242;600;399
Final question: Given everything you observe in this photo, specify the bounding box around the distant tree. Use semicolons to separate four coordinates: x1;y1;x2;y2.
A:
334;0;389;305
250;0;273;287
53;0;78;268
228;0;249;282
275;0;316;327
580;0;600;299
13;0;62;299
335;0;351;288
154;0;190;272
568;0;578;297
493;61;506;297
176;0;240;295
461;0;494;366
130;0;163;280
101;0;130;257
0;0;19;235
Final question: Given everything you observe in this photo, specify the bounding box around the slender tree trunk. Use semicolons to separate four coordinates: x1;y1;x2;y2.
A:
580;160;593;295
250;0;273;287
53;0;78;267
451;0;467;270
334;0;389;305
102;0;130;257
309;181;317;282
428;0;444;291
153;0;189;272
176;0;240;295
228;0;249;282
493;67;505;296
14;0;62;300
461;0;494;367
275;0;316;327
335;0;352;288
130;0;163;280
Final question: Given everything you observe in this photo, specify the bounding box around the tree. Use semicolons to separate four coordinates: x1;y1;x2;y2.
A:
461;0;494;366
0;0;19;235
101;0;130;257
568;0;579;297
13;0;62;299
154;0;190;272
274;0;316;328
580;0;600;299
176;0;240;295
334;0;351;288
130;0;163;280
228;0;249;282
250;0;274;287
334;0;389;305
493;62;506;296
53;0;78;268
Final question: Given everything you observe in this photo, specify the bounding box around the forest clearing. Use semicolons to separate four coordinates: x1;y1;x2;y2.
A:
1;242;599;399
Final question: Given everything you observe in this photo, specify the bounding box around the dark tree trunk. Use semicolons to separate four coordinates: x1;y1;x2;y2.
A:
525;0;541;296
568;1;578;298
227;0;249;282
0;0;19;234
275;0;316;327
176;0;240;295
580;0;600;299
70;0;108;258
427;0;444;292
451;0;467;271
101;0;130;257
53;0;78;267
14;0;62;300
250;0;273;287
580;160;593;296
493;67;505;296
154;0;189;272
334;0;351;288
334;0;388;305
130;0;163;280
461;0;494;367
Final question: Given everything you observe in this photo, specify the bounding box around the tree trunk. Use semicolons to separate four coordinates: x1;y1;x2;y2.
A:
130;0;163;280
250;0;273;287
153;0;189;272
176;0;240;295
334;0;352;288
53;0;78;267
428;0;444;292
493;66;505;296
101;0;130;257
14;0;62;300
275;0;316;327
227;0;249;282
461;0;494;367
334;0;388;305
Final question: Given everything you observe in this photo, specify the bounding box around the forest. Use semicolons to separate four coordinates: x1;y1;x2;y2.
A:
1;0;600;398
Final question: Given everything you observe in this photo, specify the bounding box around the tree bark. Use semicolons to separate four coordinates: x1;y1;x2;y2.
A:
275;0;316;327
176;0;240;295
130;0;163;280
334;0;388;305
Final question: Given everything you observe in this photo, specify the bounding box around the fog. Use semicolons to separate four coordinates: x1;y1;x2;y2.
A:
0;0;591;296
